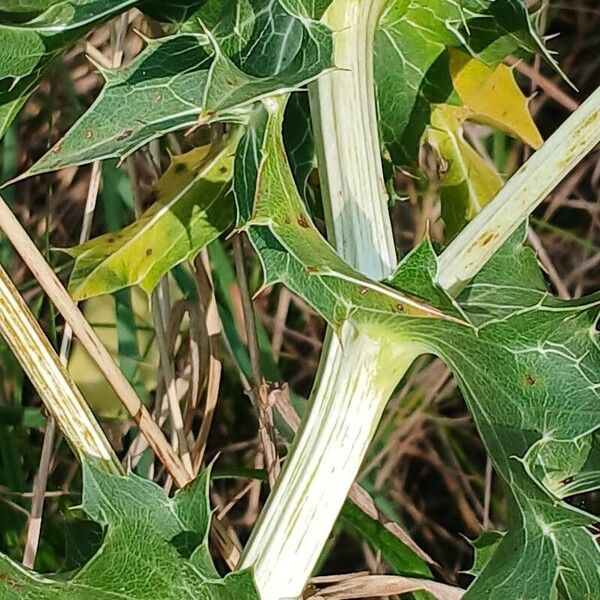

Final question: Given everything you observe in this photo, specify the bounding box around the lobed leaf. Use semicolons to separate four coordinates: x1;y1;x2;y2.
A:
394;236;600;598
0;462;258;598
234;98;464;333
22;0;334;176
62;134;238;300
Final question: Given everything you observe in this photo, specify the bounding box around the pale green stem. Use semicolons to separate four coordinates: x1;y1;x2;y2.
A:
241;2;402;598
242;326;418;599
0;266;121;474
438;84;600;294
308;0;394;279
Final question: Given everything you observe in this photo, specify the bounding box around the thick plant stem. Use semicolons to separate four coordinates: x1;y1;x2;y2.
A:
242;326;417;598
241;2;403;598
309;0;393;279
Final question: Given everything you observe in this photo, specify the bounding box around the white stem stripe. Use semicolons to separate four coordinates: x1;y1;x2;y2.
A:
242;2;398;597
309;0;394;280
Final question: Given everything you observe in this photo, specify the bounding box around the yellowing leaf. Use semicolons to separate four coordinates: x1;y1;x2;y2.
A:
62;134;238;300
156;144;212;199
449;48;543;150
424;51;543;238
425;105;502;240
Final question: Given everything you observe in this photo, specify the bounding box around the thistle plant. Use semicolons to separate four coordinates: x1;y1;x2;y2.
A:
0;2;599;600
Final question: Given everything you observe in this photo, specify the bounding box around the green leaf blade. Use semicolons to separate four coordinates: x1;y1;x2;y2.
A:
0;462;259;599
0;0;137;140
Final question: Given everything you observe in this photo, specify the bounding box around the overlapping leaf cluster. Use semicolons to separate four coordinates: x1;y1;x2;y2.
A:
0;1;336;304
374;0;552;166
0;464;258;599
376;0;550;234
2;2;597;599
11;0;549;299
21;0;334;176
236;98;600;599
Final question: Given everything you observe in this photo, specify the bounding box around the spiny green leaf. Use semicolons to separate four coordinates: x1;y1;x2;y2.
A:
239;97;600;600
334;238;600;598
23;0;334;176
234;98;463;333
0;0;136;139
0;462;258;599
61;133;238;300
461;0;566;79
464;531;504;578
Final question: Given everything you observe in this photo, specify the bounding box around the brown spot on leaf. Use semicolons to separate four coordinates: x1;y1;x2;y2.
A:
395;304;405;313
297;215;309;228
359;287;369;296
85;129;94;139
173;163;187;174
116;129;134;141
525;373;536;386
306;266;318;274
52;143;63;154
145;248;153;257
154;93;162;101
